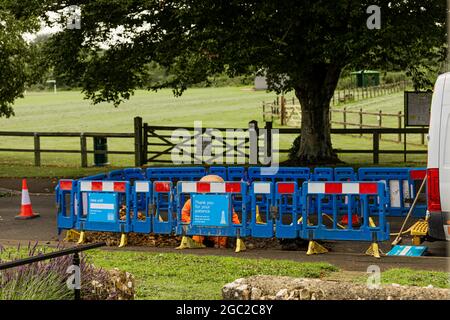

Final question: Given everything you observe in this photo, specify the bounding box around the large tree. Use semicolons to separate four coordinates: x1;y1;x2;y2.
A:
0;0;48;117
29;1;448;162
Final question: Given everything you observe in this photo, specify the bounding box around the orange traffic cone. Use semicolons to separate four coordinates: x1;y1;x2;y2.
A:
15;179;39;220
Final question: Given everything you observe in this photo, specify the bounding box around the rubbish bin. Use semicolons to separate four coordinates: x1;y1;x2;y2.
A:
93;137;109;166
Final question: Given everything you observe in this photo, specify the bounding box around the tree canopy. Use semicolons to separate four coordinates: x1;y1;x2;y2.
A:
3;1;447;163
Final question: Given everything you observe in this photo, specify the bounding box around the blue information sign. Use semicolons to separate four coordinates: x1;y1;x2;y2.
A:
191;194;231;227
88;193;118;223
387;245;427;257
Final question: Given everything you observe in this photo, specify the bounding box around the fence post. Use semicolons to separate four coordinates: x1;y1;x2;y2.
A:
398;111;402;142
280;96;286;125
80;133;87;168
378;110;382;140
359;108;363;136
33;133;41;167
343;107;347;129
373;132;380;164
265;121;273;162
134;116;143;167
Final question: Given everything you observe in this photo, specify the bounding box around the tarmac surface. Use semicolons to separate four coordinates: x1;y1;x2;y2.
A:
0;179;448;273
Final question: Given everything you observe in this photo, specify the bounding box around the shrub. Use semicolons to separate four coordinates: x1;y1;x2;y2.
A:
0;243;134;300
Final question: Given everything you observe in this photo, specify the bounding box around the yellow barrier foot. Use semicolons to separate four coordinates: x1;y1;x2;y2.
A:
175;236;206;250
77;231;86;244
306;241;328;255
366;242;382;258
255;205;264;224
118;233;127;248
235;238;246;253
64;229;80;242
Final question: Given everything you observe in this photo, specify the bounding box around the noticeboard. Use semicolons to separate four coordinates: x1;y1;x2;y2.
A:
88;192;118;223
404;91;432;127
191;194;231;227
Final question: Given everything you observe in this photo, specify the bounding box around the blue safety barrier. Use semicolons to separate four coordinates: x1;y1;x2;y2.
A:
75;180;132;233
56;166;421;249
275;182;301;238
249;182;274;238
56;179;77;234
300;181;390;241
358;167;420;217
107;169;125;180
175;181;249;237
152;181;175;234
132;181;152;233
208;166;227;180
80;173;109;181
146;167;206;184
334;167;357;181
311;167;334;181
248;167;310;187
227;166;246;181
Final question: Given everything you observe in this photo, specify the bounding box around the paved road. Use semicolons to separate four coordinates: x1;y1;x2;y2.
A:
0;192;448;272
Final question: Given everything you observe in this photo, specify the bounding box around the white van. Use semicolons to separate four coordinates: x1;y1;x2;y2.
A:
427;73;450;240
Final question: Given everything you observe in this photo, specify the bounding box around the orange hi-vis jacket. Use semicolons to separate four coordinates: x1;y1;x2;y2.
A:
181;198;240;248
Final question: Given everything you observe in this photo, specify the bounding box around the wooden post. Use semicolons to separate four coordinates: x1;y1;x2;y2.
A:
134;116;143;167
373;132;380;164
280;96;286;125
265;121;273;161
398;111;402;142
34;133;41;167
359;108;363;136
343;107;347;129
378;110;382;140
80;133;87;168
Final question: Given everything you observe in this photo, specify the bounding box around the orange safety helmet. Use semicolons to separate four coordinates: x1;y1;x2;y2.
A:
199;174;224;183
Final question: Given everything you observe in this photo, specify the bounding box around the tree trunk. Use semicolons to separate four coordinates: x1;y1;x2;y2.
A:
290;64;342;165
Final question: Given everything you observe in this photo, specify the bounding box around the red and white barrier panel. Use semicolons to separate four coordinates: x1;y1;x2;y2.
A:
277;182;296;194
154;181;171;193
307;182;379;195
179;181;242;193
135;181;150;193
59;179;74;191
79;181;127;192
253;182;272;194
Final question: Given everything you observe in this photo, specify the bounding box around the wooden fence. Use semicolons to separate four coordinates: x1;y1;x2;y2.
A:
0;117;428;167
0;131;136;168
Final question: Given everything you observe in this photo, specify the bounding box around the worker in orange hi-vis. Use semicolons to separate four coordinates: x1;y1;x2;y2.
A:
181;175;240;248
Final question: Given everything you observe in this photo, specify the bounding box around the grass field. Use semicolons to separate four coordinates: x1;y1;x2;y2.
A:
0;87;427;177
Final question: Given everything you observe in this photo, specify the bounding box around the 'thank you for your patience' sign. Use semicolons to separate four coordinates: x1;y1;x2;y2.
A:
191;194;231;227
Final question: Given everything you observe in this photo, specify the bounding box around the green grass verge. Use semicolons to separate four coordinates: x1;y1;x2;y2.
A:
86;250;338;300
380;268;450;289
